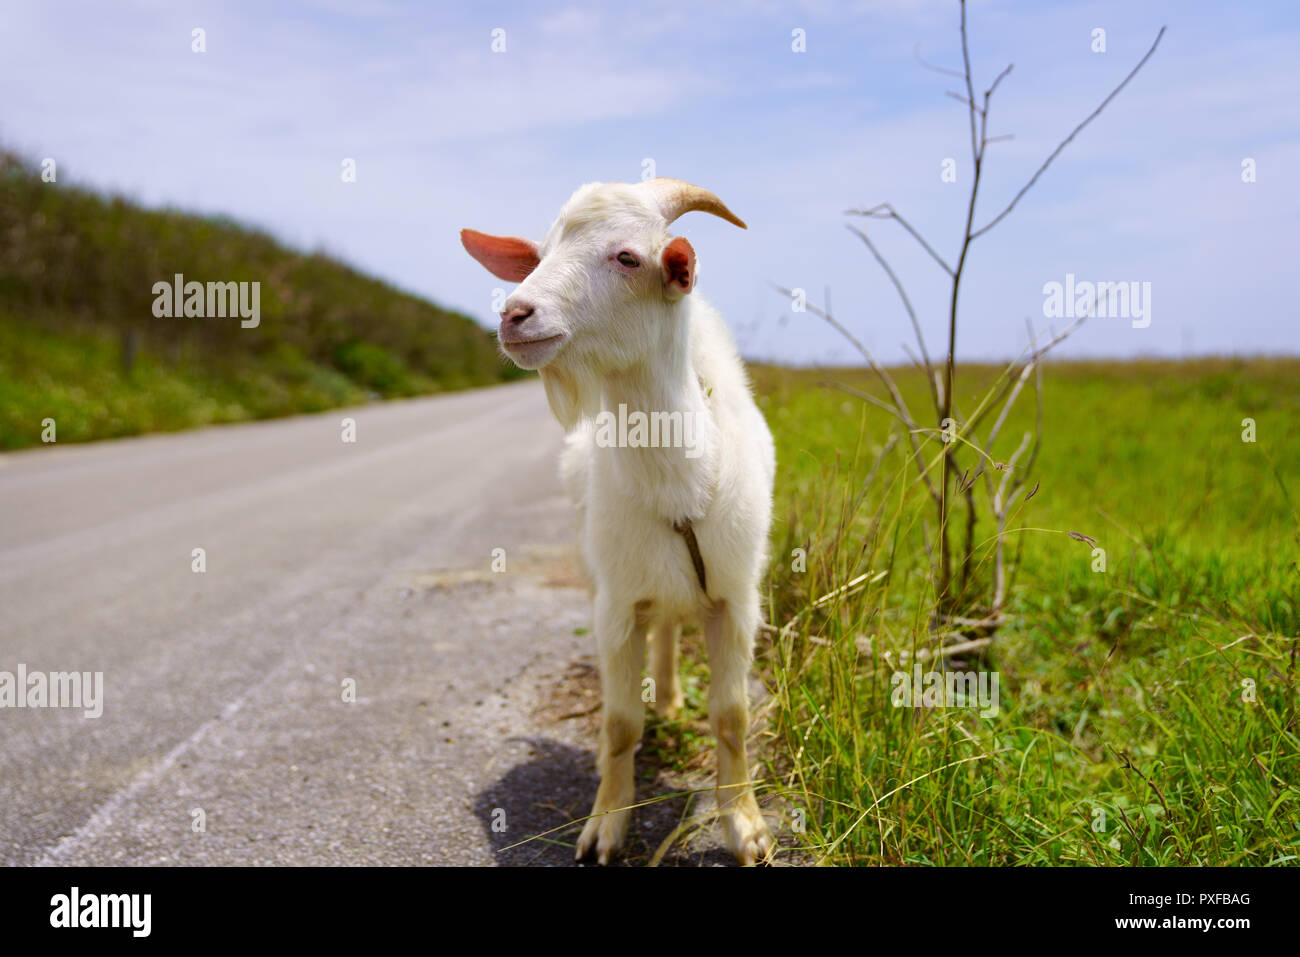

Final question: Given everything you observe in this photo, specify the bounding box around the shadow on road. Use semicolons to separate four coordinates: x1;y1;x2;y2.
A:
472;736;735;867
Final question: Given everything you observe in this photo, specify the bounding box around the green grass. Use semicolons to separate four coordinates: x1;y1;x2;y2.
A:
0;150;525;449
0;313;373;444
750;358;1300;865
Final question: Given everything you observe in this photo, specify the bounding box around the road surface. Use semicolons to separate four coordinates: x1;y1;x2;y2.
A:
0;381;741;866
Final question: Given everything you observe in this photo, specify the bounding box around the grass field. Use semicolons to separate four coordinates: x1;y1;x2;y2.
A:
744;357;1299;865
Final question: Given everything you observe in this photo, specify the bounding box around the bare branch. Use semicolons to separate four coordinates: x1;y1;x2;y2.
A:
986;359;1036;450
986;62;1014;99
970;26;1166;240
996;431;1033;507
775;286;943;505
958;472;977;596
986;430;1032;614
824;380;906;422
946;90;978;112
1009;321;1046;492
785;5;1163;630
845;224;940;411
844;203;954;276
913;41;965;80
901;342;928;379
935;0;986;609
960;0;979;164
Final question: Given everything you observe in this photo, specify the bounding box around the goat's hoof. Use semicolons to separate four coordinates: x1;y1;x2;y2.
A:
723;802;774;866
574;809;630;865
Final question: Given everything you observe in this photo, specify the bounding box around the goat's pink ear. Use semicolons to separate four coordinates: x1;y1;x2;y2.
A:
661;236;696;297
460;229;540;282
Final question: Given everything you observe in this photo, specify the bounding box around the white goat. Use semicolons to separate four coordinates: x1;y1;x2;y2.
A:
462;179;775;865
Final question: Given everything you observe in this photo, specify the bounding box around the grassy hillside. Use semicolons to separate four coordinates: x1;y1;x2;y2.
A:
0;151;523;448
746;358;1299;865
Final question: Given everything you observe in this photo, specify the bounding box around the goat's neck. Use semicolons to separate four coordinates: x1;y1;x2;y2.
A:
597;321;717;523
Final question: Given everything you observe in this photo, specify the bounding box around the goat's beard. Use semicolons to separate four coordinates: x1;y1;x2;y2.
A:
539;364;585;430
538;353;611;431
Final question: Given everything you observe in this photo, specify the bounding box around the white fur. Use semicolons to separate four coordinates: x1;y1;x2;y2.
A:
466;180;775;864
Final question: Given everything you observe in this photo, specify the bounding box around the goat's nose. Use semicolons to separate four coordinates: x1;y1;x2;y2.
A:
501;302;534;325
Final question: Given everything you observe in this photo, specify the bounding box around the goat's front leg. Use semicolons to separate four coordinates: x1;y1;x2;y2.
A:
575;599;645;864
705;598;773;865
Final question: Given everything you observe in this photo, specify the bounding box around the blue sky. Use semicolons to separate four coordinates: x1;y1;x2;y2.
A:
2;0;1297;364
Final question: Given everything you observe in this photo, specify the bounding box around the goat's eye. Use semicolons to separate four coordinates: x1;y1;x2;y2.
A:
616;251;639;268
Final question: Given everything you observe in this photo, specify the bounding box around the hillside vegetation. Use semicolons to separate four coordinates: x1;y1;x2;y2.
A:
0;151;522;448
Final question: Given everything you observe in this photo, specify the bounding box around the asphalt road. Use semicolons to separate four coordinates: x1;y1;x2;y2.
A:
0;381;721;866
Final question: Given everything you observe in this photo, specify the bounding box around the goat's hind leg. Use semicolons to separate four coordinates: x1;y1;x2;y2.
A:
705;598;774;865
647;620;683;718
575;599;646;864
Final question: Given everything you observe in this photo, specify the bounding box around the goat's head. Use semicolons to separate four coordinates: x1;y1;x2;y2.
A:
461;179;745;377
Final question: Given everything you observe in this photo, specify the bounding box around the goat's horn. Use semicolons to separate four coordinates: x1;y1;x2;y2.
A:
639;178;747;230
